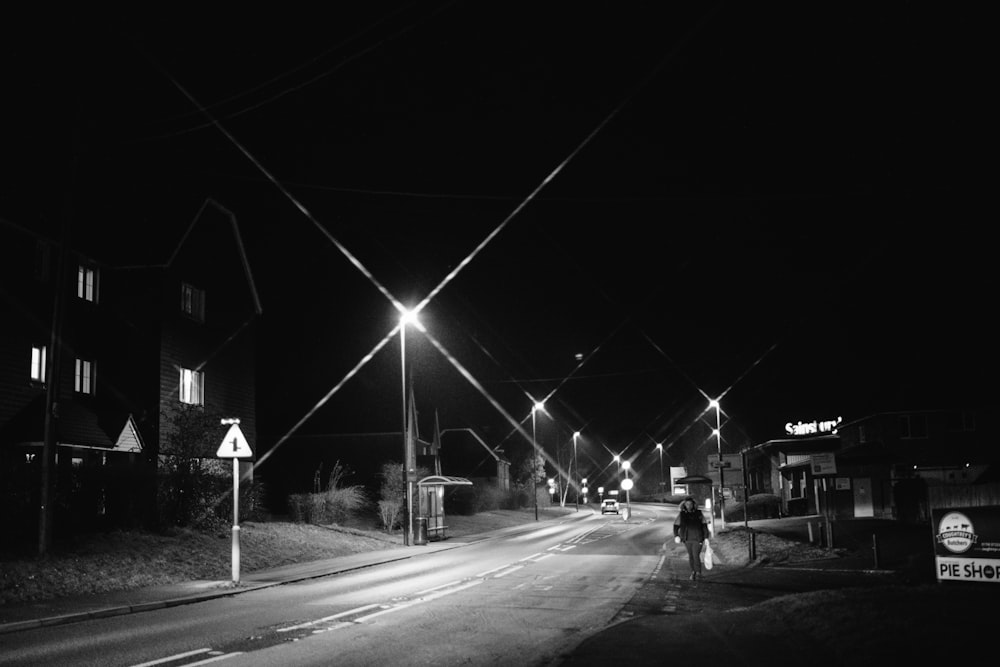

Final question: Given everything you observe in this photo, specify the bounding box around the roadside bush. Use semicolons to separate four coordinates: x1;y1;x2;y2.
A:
286;461;369;525
286;485;368;525
375;461;429;531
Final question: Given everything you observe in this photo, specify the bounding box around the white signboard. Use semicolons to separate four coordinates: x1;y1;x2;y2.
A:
217;424;253;458
810;452;837;475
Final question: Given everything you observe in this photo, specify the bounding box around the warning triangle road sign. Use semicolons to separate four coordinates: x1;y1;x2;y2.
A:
217;424;254;458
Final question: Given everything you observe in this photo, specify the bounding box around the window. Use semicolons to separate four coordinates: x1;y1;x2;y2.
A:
179;368;204;405
947;411;976;432
181;283;206;322
77;264;98;302
899;414;928;439
30;345;47;382
74;358;95;394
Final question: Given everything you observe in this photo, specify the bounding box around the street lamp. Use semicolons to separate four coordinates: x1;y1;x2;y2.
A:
399;309;420;546
531;400;544;521
655;443;664;497
709;398;725;527
621;459;633;520
573;431;580;511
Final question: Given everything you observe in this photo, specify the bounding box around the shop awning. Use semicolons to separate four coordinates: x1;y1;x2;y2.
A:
417;475;473;487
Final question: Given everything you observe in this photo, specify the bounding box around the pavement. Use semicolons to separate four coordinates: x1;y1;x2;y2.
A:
0;512;951;664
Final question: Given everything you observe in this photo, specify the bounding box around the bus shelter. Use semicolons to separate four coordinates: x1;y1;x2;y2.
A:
416;475;472;543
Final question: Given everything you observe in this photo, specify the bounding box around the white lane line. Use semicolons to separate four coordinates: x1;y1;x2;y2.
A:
354;579;484;622
519;552;545;562
277;603;383;632
413;579;464;595
131;649;213;666
493;565;525;578
528;553;555;562
186;653;243;666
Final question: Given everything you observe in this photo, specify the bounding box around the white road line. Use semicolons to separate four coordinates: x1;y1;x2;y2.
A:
493;565;525;578
354;579;483;622
186;653;242;666
277;603;383;632
413;579;464;595
131;648;213;667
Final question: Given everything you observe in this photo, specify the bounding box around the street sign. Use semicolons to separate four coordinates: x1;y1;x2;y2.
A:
216;424;253;458
707;454;742;471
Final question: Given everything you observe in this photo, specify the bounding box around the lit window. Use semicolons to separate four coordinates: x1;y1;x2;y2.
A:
77;265;98;302
30;345;47;382
75;358;95;395
179;368;204;405
181;283;206;322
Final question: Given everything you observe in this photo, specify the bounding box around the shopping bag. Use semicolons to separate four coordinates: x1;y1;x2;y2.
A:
702;541;714;570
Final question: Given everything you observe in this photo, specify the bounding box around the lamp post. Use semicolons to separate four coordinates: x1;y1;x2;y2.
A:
573;431;580;511
399;309;419;546
710;398;725;527
621;459;633;521
655;443;664;497
531;400;544;521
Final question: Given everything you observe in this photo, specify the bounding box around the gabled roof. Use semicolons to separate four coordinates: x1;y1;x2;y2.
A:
0;395;114;449
167;199;263;315
112;414;144;453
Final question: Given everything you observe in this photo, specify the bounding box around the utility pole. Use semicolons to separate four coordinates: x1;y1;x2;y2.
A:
39;216;70;556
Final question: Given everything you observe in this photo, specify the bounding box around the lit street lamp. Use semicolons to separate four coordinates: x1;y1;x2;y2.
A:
573;431;580;511
710;398;725;527
621;459;633;520
399;309;420;546
531;400;544;521
655;443;664;497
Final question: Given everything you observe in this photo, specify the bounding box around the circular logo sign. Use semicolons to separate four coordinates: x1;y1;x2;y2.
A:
937;511;975;554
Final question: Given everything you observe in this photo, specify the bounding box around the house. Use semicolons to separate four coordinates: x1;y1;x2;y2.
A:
0;200;261;546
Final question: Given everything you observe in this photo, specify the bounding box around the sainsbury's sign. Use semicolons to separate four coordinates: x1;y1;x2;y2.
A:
785;416;842;436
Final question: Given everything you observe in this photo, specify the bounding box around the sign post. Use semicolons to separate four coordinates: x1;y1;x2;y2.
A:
217;418;253;585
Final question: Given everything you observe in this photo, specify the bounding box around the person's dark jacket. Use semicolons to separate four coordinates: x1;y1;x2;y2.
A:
673;503;709;543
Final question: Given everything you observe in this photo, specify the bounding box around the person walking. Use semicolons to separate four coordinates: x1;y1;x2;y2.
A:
673;496;710;580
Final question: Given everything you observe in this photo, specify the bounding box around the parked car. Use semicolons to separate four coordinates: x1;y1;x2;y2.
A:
601;498;620;514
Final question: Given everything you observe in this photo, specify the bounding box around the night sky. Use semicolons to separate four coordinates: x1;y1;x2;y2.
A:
2;4;989;491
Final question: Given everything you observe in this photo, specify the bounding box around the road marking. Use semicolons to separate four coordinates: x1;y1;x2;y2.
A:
277;603;382;632
131;649;213;666
493;564;525;578
354;579;483;622
186;653;242;666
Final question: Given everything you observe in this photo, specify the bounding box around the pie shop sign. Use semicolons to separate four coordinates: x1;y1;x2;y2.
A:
932;506;1000;583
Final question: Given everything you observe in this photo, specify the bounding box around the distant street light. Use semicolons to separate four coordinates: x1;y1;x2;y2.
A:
573;431;581;511
621;460;633;519
655;443;664;496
